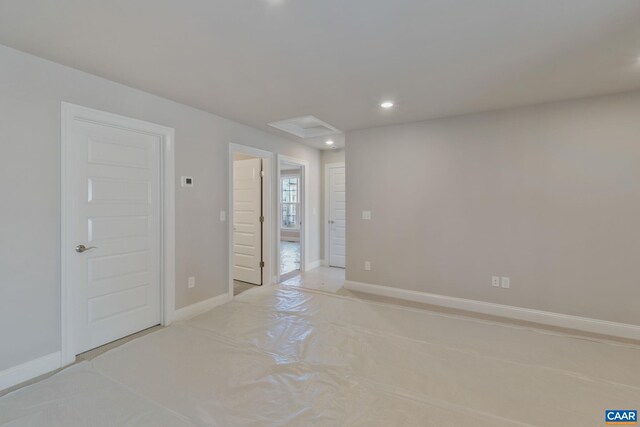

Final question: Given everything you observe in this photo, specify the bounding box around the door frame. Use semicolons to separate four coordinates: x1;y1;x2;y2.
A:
228;143;274;298
324;162;345;266
60;102;175;366
277;155;310;282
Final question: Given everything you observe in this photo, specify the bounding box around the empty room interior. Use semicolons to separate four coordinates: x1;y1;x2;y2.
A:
1;1;640;426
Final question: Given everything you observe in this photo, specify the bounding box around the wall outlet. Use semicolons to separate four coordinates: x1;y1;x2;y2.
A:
219;210;226;221
501;277;510;289
362;210;372;220
364;261;371;271
492;276;500;287
188;276;196;289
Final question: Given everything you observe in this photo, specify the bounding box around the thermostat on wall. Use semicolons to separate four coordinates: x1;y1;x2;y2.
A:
181;176;194;187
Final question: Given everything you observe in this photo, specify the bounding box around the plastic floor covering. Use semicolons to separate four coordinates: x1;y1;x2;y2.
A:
1;285;640;426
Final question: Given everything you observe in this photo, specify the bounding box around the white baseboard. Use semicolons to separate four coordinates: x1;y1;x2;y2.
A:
0;351;61;392
173;293;230;322
344;280;640;341
306;260;323;270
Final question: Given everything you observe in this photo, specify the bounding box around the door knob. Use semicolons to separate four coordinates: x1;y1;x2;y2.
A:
75;244;97;253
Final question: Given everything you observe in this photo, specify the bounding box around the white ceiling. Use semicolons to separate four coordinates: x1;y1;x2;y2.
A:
2;0;640;150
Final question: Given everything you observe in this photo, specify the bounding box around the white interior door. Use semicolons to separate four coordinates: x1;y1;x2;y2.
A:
66;114;161;355
328;166;346;268
233;158;263;284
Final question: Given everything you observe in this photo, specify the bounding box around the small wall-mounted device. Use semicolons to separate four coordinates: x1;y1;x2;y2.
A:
181;176;194;187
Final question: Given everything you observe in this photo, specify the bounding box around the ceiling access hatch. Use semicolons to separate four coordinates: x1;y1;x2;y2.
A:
267;115;340;138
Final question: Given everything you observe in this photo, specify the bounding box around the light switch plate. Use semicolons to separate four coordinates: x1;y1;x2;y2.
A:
219;211;226;221
188;276;196;289
181;176;194;187
362;210;372;220
501;277;510;289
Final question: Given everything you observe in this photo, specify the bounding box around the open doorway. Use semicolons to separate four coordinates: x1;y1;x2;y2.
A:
229;144;273;297
277;156;308;281
280;163;302;279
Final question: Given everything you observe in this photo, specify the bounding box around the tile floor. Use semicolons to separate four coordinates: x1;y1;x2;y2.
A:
279;240;300;276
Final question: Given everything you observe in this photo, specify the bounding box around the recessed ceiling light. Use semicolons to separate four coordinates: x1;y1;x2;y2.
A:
380;101;394;109
325;140;334;146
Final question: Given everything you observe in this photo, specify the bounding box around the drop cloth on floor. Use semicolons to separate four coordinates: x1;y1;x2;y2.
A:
0;363;193;427
2;285;640;426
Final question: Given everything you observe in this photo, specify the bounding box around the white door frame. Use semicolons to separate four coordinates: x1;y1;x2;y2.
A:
277;155;310;282
228;143;274;298
60;102;175;366
324;162;345;265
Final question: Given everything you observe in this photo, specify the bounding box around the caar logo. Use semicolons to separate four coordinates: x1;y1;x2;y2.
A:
606;410;637;425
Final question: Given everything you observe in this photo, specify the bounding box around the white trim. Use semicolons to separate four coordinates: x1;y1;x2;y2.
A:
228;143;275;300
173;293;230;322
344;280;640;341
324;162;345;266
277;155;310;281
0;352;62;392
307;260;323;270
60;103;175;367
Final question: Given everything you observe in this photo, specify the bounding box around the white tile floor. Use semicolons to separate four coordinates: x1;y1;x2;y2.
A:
279;240;300;276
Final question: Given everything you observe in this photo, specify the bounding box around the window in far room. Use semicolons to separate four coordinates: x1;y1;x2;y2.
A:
281;176;299;228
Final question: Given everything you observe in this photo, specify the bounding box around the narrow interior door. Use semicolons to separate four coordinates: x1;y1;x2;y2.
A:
233;158;263;284
329;166;346;268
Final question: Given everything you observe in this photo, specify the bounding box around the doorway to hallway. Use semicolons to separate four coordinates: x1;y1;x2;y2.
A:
278;157;307;281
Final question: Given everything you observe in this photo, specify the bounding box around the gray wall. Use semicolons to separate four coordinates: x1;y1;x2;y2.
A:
346;90;640;326
0;44;321;371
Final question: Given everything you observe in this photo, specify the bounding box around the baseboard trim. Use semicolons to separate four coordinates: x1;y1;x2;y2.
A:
306;260;323;270
173;293;230;322
0;351;62;392
344;280;640;341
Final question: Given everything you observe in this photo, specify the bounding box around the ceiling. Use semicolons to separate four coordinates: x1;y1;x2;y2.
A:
2;0;640;150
